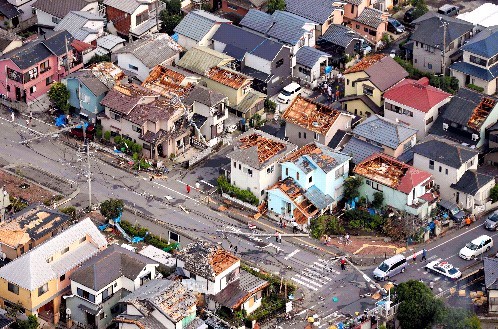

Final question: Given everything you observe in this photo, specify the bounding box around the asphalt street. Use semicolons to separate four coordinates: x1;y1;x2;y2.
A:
0;113;493;328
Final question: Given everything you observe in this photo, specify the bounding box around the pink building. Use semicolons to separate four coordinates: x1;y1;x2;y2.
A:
0;30;83;105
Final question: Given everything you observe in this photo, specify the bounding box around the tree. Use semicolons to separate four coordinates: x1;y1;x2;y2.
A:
100;198;124;219
59;206;77;220
343;176;362;201
11;315;39;329
372;192;384;209
160;10;183;35
267;0;286;13
86;53;110;66
411;0;428;20
48;82;70;112
491;184;498;203
104;131;111;141
435;307;481;329
395;280;446;329
165;0;182;15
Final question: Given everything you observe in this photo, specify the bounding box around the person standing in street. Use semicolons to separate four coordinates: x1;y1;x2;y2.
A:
340;258;346;270
275;230;279;242
186;185;191;193
421;249;427;262
277;232;282;244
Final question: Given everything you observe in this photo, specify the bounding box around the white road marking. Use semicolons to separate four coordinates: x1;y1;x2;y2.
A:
152;181;199;203
427;224;485;252
294;274;324;287
291;277;318;291
285;249;300;260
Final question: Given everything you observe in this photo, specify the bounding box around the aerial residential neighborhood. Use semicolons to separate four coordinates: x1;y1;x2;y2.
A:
0;0;497;328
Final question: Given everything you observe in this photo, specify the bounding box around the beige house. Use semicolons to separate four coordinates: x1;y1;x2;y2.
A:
174;10;230;50
351;7;389;45
100;84;191;159
383;77;452;139
341;54;408;118
283;96;355;147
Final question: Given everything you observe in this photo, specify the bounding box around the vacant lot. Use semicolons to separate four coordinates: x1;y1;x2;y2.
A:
0;170;53;203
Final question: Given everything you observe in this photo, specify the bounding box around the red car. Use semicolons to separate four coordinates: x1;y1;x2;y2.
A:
70;124;95;140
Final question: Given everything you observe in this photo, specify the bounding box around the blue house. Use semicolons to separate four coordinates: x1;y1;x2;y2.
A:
267;142;351;227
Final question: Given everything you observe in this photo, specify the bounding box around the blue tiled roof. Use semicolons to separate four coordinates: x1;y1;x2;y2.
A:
239;9;274;34
342;137;383;164
303;185;334;210
450;61;498;82
296;46;330;68
461;27;498;58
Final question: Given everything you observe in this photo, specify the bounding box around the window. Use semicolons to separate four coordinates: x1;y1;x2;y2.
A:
132;125;142;134
60;274;65;281
102;285;113;301
439;166;442;172
99;313;105;320
135;10;148;26
8;282;19;295
356;24;360;29
38;283;48;297
314;132;319;140
363;85;374;96
429;160;434;170
368;29;376;36
227;3;238;10
275;59;284;68
364;27;369;32
47;256;53;263
285;168;289;176
303;132;307;139
29;86;35;94
414;59;417;63
335;165;345;178
20;246;24;254
77;288;95;302
247;168;253;176
428;63;432;70
366;179;371;185
445;168;448;175
426;116;434;125
169;231;179;242
238;164;241;170
128;64;139;71
351;4;354;13
296;172;300;180
46;76;52;86
6;85;9;92
234;161;237;168
51;16;61;24
346;79;349;85
61;246;69;254
110;111;121;122
298;132;301;138
80;236;86;243
261;190;265;196
470;55;487;66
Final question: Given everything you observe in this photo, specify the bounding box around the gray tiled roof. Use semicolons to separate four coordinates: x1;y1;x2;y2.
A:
97;34;125;51
441;88;496;127
353;115;417;149
67;69;109;96
342;136;383;164
174;10;230;42
213;23;284;61
0;0;20;19
365;56;408;91
104;0;140;14
354;7;384;28
484;257;498;289
183;85;227;107
412;138;477;168
451;169;494;195
411;13;474;48
239;9;274;34
319;24;361;48
33;0;92;19
54;11;104;41
285;0;335;24
212;270;268;309
304;185;334;209
115;34;180;68
296;46;330;68
71;245;158;291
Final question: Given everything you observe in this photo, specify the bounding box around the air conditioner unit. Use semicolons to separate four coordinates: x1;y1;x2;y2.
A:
442;123;448;131
471;133;479;141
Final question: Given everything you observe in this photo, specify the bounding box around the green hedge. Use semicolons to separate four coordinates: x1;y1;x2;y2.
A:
119;220;178;251
217;176;259;206
466;84;484;93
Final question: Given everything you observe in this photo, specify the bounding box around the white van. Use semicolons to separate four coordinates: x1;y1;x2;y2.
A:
373;254;407;281
277;82;302;104
459;235;493;260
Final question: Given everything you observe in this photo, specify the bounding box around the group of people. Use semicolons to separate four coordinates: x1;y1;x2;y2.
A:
321;83;341;102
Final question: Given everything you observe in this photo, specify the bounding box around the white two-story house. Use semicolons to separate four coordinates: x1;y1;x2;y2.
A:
65;245;158;329
33;0;100;28
227;129;297;200
412;138;494;213
450;26;498;95
267;143;351;227
354;153;435;218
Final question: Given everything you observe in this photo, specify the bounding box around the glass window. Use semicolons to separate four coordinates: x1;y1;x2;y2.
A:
275;59;284;68
363;85;374;96
8;282;19;295
60;274;65;282
61;246;69;254
128;64;139;71
470;55;487;66
38;283;48;297
429;160;434;170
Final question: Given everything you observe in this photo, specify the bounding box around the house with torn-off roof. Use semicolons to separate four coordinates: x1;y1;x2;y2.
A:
0;204;70;261
114;279;198;329
409;12;474;74
115;34;182;82
174;10;231;50
383;77;452;139
268;143;351;226
285;0;345;37
227;129;297;199
341;54;408;118
450;26;498;96
33;0;99;28
411;138;493;214
64;62;124;121
429;88;498;149
0;218;107;324
65;245;158;329
283;95;355;147
183;85;228;144
100;84;191;159
354;153;435;218
212;23;291;96
221;0;268;18
104;0;163;39
176;241;268;315
341;115;417;164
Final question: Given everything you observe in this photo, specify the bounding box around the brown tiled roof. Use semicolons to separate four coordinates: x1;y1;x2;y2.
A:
344;54;386;74
100;84;157;115
206;66;251;89
126;98;180;125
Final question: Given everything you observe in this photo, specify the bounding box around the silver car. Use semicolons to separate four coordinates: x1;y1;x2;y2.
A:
484;211;498;230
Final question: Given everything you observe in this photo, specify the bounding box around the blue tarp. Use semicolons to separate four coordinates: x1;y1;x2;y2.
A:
55;115;66;127
325;66;332;74
171;33;179;42
75;122;89;130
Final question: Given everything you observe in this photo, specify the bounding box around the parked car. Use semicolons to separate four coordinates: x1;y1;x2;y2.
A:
459;235;493;260
277;82;302;104
484;211;498;230
438;200;466;222
425;259;461;280
404;7;416;23
70;123;95;140
387;18;405;34
438;4;459;16
355;40;372;55
373;254;407;281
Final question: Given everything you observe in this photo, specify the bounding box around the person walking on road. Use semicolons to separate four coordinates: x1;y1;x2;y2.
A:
421;249;427;262
277;232;282;244
340;258;346;270
186;185;191;193
275;231;279;242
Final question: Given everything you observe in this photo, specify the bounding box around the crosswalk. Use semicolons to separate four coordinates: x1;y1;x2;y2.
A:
291;258;340;291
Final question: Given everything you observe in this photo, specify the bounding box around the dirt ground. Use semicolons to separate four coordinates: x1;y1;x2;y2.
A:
321;235;406;256
0;170;53;203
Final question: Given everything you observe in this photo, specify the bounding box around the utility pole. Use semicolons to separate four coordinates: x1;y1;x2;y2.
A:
441;19;448;75
82;121;91;210
155;0;159;31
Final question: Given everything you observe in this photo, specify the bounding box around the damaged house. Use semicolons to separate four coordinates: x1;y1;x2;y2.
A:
354;153;435;218
176;241;268;315
267;143;351;227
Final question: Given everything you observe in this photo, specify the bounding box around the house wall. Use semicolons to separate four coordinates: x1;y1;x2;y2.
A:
0;40;21;55
351;21;387;44
267;46;292;96
412;152;478;202
35;9;62;27
241;291;263;315
384;97;450;139
106;6;132;36
177;35;199;50
230;158;282;199
457;178;495;212
345;74;382;107
285;115;352;147
11;0;37;22
267;187;295;218
80;21;105;43
116;53;150;82
451;70;497;95
65;78;106;120
221;0;250;17
203;78;245;106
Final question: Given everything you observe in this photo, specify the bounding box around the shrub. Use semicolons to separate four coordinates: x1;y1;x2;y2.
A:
114;135;122;145
100;199;124;219
120;220;178;250
466;84;484;93
310;215;345;239
264;98;277;113
103;131;111;141
59;206;77;220
217;176;259;205
95;125;103;139
491;185;498;203
372;192;384;209
343;176;362;200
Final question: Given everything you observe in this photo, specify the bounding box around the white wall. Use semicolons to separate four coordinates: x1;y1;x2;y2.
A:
36;9;59;27
230;159;282;200
177;35;198;50
13;0;36;21
245;53;272;75
116;53;150;82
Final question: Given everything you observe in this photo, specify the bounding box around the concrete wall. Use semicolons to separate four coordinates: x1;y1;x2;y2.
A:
229;158;281;199
116;53;152;82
